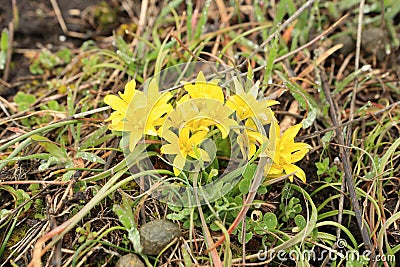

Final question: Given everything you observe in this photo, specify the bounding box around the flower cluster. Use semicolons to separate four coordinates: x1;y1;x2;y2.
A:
104;71;310;182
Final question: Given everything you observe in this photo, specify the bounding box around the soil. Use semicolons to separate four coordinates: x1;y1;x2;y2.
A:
0;0;130;86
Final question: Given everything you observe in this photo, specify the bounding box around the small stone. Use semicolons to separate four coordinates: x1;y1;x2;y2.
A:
333;34;355;56
139;220;181;255
361;28;388;62
115;254;145;267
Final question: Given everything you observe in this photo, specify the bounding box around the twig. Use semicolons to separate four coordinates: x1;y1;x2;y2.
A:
237;0;316;69
193;172;223;266
49;0;68;34
273;14;349;64
131;0;148;49
172;32;206;62
295;100;400;141
49;0;87;39
319;68;373;253
3;21;14;82
347;0;365;145
343;0;364;249
336;170;346;244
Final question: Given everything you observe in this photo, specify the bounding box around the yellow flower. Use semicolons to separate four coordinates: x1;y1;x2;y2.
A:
104;78;173;151
185;118;211;133
237;119;268;159
160;128;210;175
195;100;237;139
226;78;278;124
162;99;237;139
159;100;200;137
183;71;225;103
266;120;310;182
144;79;173;135
104;80;138;130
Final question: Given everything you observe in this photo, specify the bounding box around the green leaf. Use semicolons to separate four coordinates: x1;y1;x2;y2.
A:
75;151;106;164
14;92;37;111
56;48;71;63
281;183;294;199
316;158;329;175
46;100;62;111
302;107;317;129
263;212;278;230
166;213;185;221
0;185;31;212
238;177;251;195
294;215;307;230
194;0;211;40
243;163;257;180
31;135;67;159
238;230;253;244
0;209;12;219
238;163;257;194
62;170;74;181
0;29;8;70
38;156;57;171
264;34;279;87
321;131;334;147
79;126;110;150
113;195;142;253
1;29;8;51
257;185;267;194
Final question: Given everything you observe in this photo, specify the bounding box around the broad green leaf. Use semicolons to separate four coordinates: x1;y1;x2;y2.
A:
294;214;307;230
264;35;279;87
263;212;278;230
31;135;67;159
238;177;251;195
0;209;11;219
113;195;142;253
243;163;257;180
238;230;253;244
321;131;334;148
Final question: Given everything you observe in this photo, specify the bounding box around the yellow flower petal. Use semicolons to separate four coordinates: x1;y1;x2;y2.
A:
163;130;179;145
104;111;123;122
188;130;208;147
104;95;127;111
265;100;280;106
291;149;310;163
129;130;143;151
160;144;177;155
183;72;225;103
281;124;302;144
283;163;306;183
119;80;136;103
180;127;191;144
173;155;186;176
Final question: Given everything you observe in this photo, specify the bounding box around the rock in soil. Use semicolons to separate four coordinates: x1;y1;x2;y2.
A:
115;254;145;267
139;220;181;255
